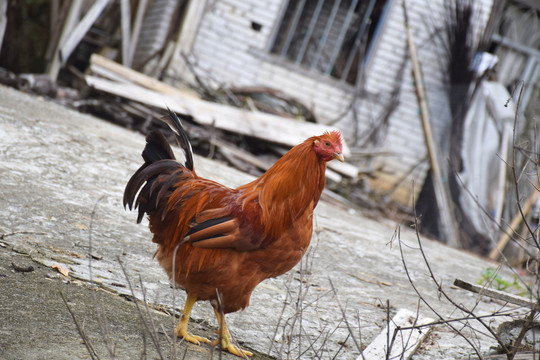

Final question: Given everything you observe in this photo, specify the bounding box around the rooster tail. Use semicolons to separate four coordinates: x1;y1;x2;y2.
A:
161;109;194;172
123;110;195;223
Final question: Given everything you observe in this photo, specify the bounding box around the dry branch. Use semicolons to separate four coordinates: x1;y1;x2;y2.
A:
453;279;538;310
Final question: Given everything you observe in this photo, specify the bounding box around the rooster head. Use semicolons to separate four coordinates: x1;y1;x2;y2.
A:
313;130;344;162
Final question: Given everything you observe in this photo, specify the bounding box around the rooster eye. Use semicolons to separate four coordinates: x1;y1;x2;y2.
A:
324;141;330;147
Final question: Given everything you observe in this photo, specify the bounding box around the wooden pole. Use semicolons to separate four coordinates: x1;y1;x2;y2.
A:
47;0;83;81
488;190;540;261
0;0;7;53
402;1;461;247
127;0;148;67
120;0;131;67
48;0;111;81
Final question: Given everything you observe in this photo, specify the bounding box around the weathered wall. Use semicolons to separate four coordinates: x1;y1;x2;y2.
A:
167;0;493;205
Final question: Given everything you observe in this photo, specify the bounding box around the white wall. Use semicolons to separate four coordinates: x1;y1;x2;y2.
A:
167;0;494;205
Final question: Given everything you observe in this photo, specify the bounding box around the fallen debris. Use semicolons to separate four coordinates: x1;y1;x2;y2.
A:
52;264;70;277
360;308;434;360
11;262;35;273
453;279;538;310
85;54;359;181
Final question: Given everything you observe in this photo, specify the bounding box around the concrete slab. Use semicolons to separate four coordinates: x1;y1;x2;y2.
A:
0;85;520;359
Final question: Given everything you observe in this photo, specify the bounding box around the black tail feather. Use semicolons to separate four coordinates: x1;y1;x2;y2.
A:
124;110;195;223
142;131;175;163
161;109;194;171
123;159;179;211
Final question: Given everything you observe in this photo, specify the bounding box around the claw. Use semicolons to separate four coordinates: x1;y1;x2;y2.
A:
212;308;253;358
176;326;211;345
212;337;253;358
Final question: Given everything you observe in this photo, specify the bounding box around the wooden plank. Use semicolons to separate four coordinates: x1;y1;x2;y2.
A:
0;0;7;52
403;1;460;247
464;351;538;360
453;279;538;310
360;308;434;360
88;55;357;178
210;137;272;171
120;0;131;66
328;160;358;180
48;0;83;80
90;53;200;99
489;189;540;261
127;0;149;66
173;0;207;55
59;0;111;66
84;75;351;158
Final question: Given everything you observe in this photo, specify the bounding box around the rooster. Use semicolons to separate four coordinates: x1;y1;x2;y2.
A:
124;111;344;357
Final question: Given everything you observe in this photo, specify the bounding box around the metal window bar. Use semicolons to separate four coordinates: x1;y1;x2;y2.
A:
519;57;539;112
340;0;377;81
294;0;325;64
492;33;540;112
310;0;343;69
325;0;360;75
267;1;291;52
279;0;307;57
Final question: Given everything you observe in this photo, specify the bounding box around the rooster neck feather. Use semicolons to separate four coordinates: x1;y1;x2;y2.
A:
237;138;325;238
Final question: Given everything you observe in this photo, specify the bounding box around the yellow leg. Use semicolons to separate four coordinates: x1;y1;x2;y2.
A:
175;293;210;345
212;309;253;358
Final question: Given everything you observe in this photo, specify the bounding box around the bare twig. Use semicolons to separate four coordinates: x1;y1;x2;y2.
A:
397;226;484;358
510;83;540;250
60;291;100;360
327;277;362;353
117;257;165;360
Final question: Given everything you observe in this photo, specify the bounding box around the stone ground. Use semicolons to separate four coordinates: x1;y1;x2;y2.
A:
0;85;528;359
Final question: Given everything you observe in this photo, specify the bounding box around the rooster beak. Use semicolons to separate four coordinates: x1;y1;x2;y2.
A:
333;153;344;162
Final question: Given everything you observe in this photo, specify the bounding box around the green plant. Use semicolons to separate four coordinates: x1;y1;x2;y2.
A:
477;267;533;298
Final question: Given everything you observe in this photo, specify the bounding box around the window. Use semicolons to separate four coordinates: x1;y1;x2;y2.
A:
270;0;389;84
490;1;540;118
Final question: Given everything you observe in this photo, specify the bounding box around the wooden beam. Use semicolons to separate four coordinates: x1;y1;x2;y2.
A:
173;0;207;55
49;0;111;80
210;137;273;172
120;0;131;67
166;0;208;80
489;189;540;261
89;53;200;98
454;279;539;310
86;55;358;179
361;308;434;360
48;0;83;80
0;0;7;53
128;0;149;67
84;75;351;158
464;351;539;360
60;0;111;66
403;1;460;247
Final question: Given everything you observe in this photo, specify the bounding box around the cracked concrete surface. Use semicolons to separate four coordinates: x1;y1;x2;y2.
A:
0;85;521;359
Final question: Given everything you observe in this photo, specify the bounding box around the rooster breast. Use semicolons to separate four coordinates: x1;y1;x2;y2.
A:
154;198;315;314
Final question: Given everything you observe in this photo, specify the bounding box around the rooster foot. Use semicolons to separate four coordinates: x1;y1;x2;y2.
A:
212;334;253;358
183;333;211;345
176;326;211;345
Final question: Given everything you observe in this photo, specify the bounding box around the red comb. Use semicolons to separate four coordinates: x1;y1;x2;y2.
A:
330;130;343;146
